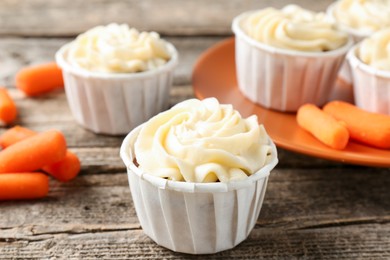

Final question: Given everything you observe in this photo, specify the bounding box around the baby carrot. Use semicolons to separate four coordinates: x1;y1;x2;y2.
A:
0;172;49;200
15;62;64;96
0;130;67;173
0;87;17;125
0;125;35;149
43;151;81;182
297;104;350;150
323;101;390;149
0;126;81;181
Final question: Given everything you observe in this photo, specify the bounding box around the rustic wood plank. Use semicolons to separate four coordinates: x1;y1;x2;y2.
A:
1;225;389;259
1;168;389;231
0;0;335;37
261;167;390;229
4;147;384;252
1;168;389;258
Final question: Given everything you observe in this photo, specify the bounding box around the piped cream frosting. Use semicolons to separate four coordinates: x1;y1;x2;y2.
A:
332;0;390;34
241;5;348;52
134;98;272;183
358;29;390;70
67;23;171;73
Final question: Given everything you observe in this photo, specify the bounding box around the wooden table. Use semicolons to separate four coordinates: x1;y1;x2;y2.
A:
1;1;389;258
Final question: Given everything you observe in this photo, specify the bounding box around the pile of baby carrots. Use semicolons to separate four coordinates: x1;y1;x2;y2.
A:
0;62;80;201
297;101;390;150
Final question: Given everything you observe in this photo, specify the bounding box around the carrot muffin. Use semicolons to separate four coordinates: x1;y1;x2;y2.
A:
232;5;352;112
328;0;390;41
348;29;390;114
120;97;278;254
56;23;178;135
327;0;390;89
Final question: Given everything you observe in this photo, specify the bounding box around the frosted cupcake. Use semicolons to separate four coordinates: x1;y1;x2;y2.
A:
120;98;278;254
56;23;178;135
327;0;390;87
232;5;353;112
328;0;390;42
348;29;390;114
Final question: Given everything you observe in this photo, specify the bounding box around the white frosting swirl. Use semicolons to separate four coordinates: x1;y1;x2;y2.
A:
241;5;348;52
358;29;390;70
67;23;171;73
134;98;272;183
332;0;390;33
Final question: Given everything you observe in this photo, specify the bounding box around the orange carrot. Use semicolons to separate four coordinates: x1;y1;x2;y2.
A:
0;172;49;200
0;126;80;181
0;87;17;124
323;101;390;149
297;104;350;150
42;151;81;182
0;125;35;149
15;62;64;96
0;130;66;173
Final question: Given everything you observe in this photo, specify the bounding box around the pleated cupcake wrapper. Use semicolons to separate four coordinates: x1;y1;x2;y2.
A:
120;125;278;254
56;42;178;135
232;11;353;112
327;3;390;113
348;45;390;115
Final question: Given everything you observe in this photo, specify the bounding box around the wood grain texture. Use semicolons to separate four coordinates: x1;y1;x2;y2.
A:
1;225;389;259
2;169;389;229
0;0;335;37
1;169;389;258
1;5;389;257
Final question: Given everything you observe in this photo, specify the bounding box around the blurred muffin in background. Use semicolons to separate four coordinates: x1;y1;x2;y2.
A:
348;29;390;114
327;0;390;92
328;0;390;42
56;23;178;135
232;5;352;112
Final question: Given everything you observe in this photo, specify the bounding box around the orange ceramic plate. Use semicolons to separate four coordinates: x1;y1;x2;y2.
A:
192;37;390;167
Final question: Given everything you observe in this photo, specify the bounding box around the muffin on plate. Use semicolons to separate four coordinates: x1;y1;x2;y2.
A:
56;23;178;135
232;5;352;112
348;29;390;114
120;97;278;254
327;0;390;87
327;0;390;42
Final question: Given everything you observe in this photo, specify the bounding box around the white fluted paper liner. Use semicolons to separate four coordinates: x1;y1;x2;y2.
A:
232;11;353;112
348;45;390;115
55;42;178;135
120;125;278;254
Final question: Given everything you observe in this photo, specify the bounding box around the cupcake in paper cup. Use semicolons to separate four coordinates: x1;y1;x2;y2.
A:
348;29;390;115
327;0;390;87
120;98;278;254
55;23;178;135
232;5;353;112
327;0;390;42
